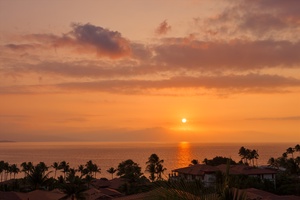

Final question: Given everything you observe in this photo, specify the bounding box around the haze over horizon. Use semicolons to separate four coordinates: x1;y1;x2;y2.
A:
1;0;299;143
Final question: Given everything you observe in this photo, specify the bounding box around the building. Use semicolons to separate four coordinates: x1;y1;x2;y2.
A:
171;164;277;186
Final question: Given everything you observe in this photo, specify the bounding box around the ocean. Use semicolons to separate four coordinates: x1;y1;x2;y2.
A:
0;142;295;179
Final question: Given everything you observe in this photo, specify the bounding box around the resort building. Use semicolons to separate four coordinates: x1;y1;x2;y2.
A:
170;164;277;186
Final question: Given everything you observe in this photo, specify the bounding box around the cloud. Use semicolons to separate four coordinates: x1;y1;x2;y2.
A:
203;0;300;40
68;23;131;58
155;20;171;35
1;19;300;96
1;73;298;95
247;116;300;121
57;73;300;93
4;23;131;59
4;38;300;81
154;39;300;70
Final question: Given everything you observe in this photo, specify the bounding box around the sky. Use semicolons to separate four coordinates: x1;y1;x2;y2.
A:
0;0;299;143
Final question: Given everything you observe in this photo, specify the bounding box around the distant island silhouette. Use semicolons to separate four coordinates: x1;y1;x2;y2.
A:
0;140;16;143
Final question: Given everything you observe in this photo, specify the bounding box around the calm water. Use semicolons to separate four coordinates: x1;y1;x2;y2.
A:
0;142;294;179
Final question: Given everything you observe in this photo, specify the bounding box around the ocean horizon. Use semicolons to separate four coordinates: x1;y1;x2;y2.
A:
0;141;295;180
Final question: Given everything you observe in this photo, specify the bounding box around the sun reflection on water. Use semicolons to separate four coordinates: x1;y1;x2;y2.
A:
176;141;192;168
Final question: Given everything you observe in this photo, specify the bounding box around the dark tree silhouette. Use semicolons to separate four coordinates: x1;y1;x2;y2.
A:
26;163;52;190
52;162;60;179
117;159;142;182
145;154;166;182
107;167;117;179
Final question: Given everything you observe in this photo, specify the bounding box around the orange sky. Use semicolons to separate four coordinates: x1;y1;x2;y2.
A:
0;0;299;142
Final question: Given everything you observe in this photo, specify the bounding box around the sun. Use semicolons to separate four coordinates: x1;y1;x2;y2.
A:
181;118;187;123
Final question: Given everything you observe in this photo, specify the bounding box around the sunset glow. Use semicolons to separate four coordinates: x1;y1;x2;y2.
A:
0;0;299;143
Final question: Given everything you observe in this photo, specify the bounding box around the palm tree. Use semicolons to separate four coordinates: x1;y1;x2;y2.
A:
156;163;167;180
93;164;101;178
21;162;30;178
286;147;295;158
8;165;13;180
117;159;143;182
245;149;252;165
202;158;208;165
10;164;20;179
3;162;9;181
85;160;100;178
52;162;60;179
190;159;199;165
250;150;259;166
238;146;247;164
107;167;117;179
78;165;86;178
145;163;156;182
146;154;166;182
21;162;34;179
282;152;288;159
0;161;4;182
268;157;276;168
295;144;300;154
59;161;70;179
26;164;52;190
60;172;87;200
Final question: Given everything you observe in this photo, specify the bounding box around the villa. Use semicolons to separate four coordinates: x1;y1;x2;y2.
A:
170;164;277;186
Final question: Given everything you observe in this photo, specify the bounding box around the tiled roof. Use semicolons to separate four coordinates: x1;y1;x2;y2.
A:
172;164;218;175
217;164;277;175
172;164;277;176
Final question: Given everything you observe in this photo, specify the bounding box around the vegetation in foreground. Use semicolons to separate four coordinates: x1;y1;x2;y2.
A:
0;144;299;199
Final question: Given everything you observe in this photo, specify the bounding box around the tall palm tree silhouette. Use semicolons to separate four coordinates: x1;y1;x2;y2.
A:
51;162;60;179
59;161;70;180
146;154;166;181
0;161;4;182
286;147;295;158
10;164;20;179
26;163;52;190
107;167;117;179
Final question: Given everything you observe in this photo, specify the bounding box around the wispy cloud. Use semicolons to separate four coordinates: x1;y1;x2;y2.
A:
1;73;299;95
155;20;171;35
247;116;300;121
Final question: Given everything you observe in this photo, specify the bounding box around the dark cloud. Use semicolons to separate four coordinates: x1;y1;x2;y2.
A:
68;23;131;58
5;23;131;59
5;44;40;51
203;0;300;39
155;20;171;35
